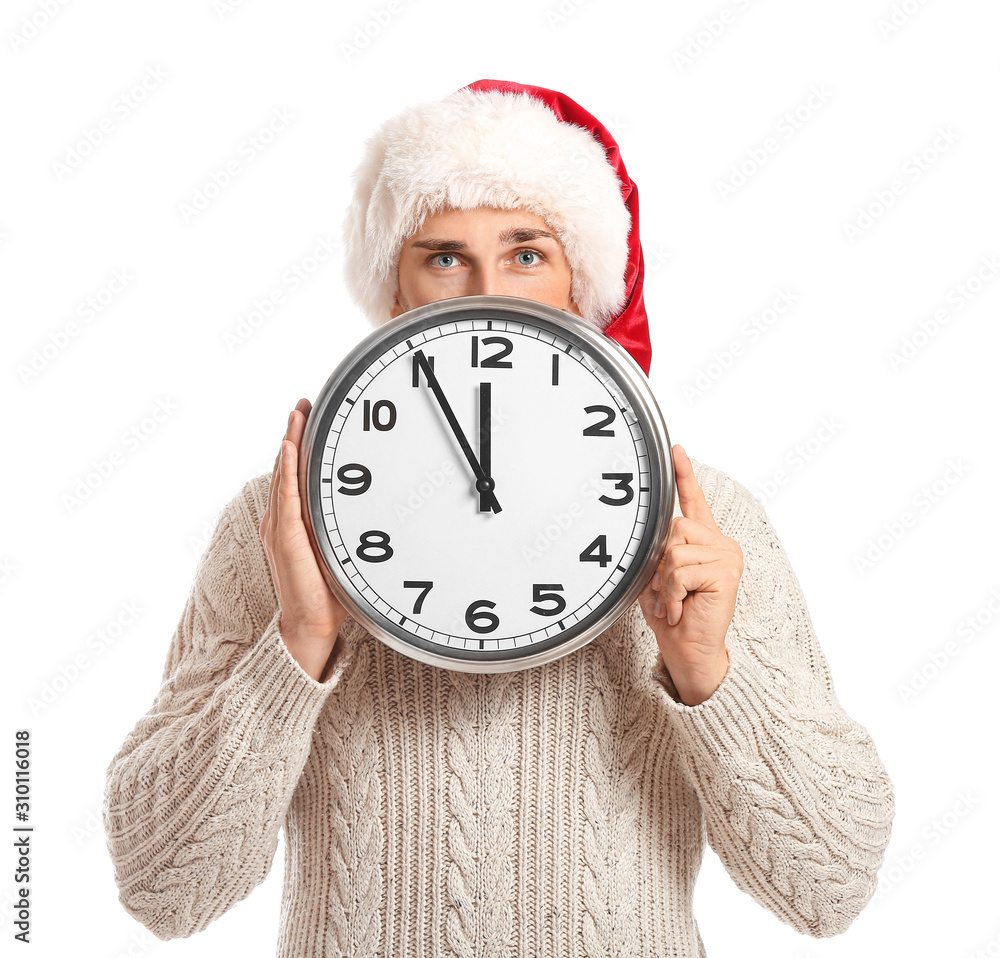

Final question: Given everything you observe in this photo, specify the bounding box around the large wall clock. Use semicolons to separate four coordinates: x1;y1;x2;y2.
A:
300;295;675;673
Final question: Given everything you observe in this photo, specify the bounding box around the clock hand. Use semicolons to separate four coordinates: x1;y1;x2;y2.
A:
479;382;493;513
413;350;502;514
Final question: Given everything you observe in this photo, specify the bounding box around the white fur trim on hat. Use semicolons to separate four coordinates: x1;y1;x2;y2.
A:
342;87;631;329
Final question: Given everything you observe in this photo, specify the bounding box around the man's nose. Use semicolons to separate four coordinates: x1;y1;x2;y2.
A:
465;267;506;297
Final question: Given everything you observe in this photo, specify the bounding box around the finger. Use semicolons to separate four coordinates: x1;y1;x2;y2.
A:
267;406;296;515
649;543;723;614
662;557;733;624
656;543;727;599
284;405;299;440
649;544;724;614
662;515;721;553
637;575;666;620
657;543;725;579
277;438;302;526
288;405;311;506
263;443;281;533
275;406;299;523
652;516;719;590
672;444;719;532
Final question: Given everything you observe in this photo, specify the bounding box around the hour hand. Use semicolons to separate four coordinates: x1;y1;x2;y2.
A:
478;382;495;513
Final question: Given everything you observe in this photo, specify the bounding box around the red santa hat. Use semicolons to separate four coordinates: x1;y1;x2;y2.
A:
341;78;652;375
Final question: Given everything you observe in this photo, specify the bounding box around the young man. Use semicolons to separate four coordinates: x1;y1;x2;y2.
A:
103;80;894;955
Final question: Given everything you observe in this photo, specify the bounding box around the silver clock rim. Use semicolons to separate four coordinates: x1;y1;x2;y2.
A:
300;294;674;674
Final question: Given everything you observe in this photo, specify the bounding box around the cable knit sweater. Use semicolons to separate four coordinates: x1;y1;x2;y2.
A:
102;456;894;956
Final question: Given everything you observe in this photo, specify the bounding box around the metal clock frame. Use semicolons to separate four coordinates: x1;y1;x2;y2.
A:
300;294;675;674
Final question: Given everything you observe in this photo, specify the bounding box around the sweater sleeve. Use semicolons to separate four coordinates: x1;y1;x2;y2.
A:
101;485;353;940
649;477;894;938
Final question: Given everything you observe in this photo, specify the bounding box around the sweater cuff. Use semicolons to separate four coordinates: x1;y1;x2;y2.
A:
650;639;779;751
222;611;353;738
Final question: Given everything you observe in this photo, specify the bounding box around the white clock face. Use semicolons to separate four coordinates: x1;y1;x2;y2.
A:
315;311;656;658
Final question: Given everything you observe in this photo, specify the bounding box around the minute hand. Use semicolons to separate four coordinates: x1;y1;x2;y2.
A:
414;350;502;514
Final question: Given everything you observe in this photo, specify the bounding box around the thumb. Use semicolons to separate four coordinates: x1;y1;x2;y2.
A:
637;573;663;621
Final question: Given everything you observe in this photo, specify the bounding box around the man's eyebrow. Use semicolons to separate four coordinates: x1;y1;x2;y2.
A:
410;238;467;251
409;227;558;252
498;226;557;245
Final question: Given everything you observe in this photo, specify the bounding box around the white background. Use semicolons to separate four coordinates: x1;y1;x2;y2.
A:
2;1;998;955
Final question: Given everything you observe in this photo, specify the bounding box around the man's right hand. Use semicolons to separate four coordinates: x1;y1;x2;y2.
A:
259;397;347;682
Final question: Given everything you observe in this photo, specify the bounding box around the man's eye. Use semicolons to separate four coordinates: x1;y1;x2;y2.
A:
516;250;541;266
432;253;457;268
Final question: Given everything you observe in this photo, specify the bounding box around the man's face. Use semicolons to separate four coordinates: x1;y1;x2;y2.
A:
390;206;581;319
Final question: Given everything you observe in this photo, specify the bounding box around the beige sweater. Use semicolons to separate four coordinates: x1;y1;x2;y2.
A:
102;457;894;956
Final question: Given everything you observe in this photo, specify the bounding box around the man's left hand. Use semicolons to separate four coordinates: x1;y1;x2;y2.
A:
638;444;743;706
